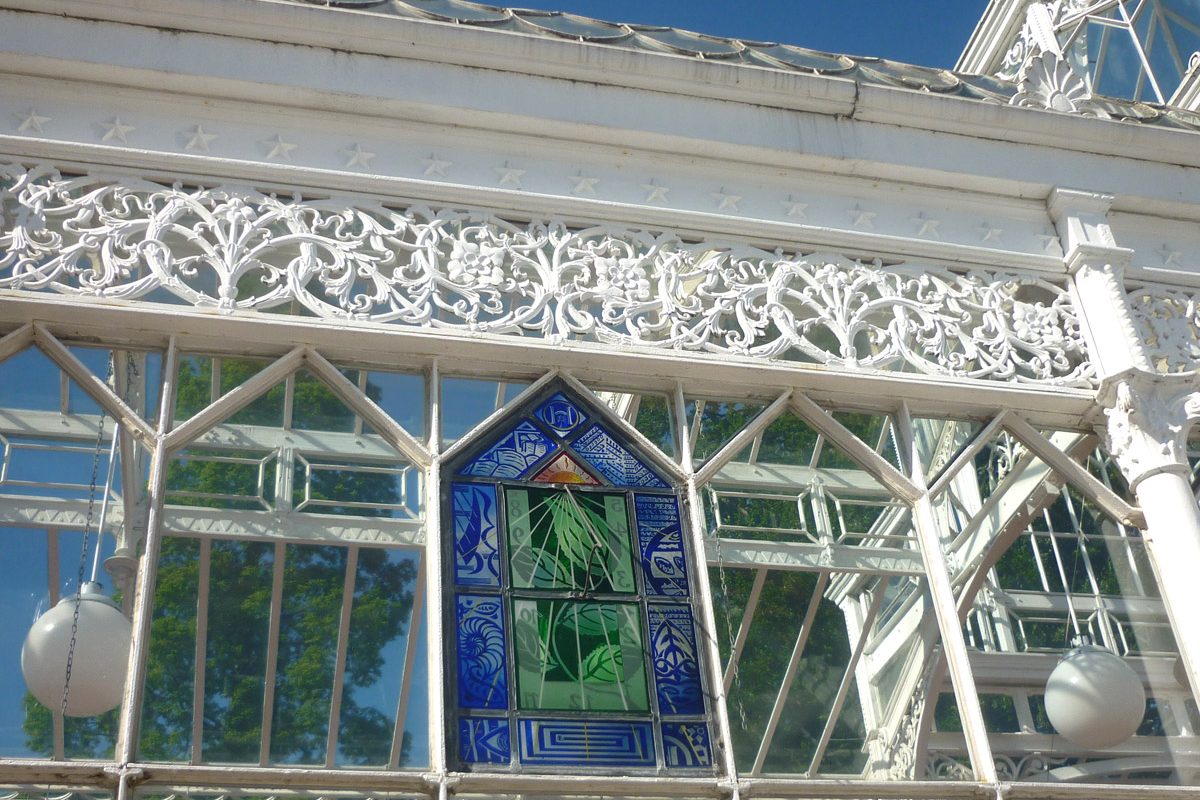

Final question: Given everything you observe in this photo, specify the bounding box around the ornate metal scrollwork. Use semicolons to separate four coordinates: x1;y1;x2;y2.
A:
1;161;1094;386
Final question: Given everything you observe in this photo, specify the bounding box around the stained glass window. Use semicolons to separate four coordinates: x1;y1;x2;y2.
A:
446;382;715;771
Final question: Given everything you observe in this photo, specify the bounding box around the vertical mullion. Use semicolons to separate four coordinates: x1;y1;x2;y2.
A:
426;358;448;775
324;545;360;767
115;335;178;765
675;382;740;788
898;402;996;784
258;542;287;766
389;550;427;769
190;537;212;764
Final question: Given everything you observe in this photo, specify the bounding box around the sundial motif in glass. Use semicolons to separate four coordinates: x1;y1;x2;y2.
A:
447;382;714;772
506;487;634;592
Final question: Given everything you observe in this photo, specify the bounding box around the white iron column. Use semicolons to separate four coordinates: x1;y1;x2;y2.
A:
1052;188;1200;710
1102;376;1200;705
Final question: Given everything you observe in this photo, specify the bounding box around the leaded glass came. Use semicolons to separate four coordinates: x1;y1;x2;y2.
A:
445;382;714;771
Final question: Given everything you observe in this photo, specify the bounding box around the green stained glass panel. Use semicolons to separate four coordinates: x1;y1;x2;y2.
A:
506;488;635;593
512;600;649;713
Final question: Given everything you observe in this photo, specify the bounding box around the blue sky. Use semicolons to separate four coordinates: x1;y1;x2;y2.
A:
504;1;992;68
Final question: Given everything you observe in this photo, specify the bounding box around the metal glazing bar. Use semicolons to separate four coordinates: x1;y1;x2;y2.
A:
324;545;359;767
561;371;686;482
805;583;886;776
897;403;996;784
749;569;830;775
115;335;177;763
0;323;33;363
32;324;156;447
723;567;767;693
1003;415;1143;527
927;412;1009;498
191;537;212;764
165;347;305;452
425;358;446;775
790;392;921;503
258;541;287;766
301;348;430;468
695;390;792;485
389;550;427;769
45;527;65;760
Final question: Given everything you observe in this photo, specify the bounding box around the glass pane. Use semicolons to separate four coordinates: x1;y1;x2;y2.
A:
0;346;61;412
571;424;668;488
518;718;654;766
202;539;274;763
364;369;425;440
459;421;553;480
0;528;50;758
512;600;649;713
292;369;356;433
336;548;422;767
221;359;284;428
452;482;501;588
505;488;635;593
634;494;689;597
269;544;347;765
456;594;508;711
139;536;200;761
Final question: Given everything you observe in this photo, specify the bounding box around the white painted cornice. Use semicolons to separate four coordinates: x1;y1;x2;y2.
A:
0;0;1198;182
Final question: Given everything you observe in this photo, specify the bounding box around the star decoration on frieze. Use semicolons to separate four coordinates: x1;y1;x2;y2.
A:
911;213;941;238
99;117;135;143
711;188;742;212
343;143;376;169
263;134;297;161
494;163;525;188
569;173;599;196
1156;244;1183;267
422;155;452;177
1038;233;1062;254
848;205;876;229
17;109;51;134
978;223;1004;243
641;180;669;203
781;197;809;219
184;124;217;153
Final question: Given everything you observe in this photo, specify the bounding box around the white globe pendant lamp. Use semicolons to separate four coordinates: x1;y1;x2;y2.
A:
22;581;132;717
1044;643;1145;750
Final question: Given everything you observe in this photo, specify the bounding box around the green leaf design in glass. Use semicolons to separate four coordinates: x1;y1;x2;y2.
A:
512;600;648;712
506;487;635;593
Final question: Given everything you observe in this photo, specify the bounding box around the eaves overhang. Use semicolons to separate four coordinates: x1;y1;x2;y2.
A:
1;0;1199;176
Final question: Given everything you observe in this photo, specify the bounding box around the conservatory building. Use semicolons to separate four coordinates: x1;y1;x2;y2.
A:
3;0;1200;797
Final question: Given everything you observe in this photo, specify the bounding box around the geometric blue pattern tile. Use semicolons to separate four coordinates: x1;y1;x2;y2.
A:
663;722;713;768
648;604;705;716
571;423;668;488
452;482;501;587
535;392;588;438
634;494;690;596
518;718;656;767
460;420;554;479
459;717;511;764
455;594;508;710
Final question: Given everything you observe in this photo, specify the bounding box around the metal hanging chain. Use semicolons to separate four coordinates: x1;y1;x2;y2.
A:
61;353;115;718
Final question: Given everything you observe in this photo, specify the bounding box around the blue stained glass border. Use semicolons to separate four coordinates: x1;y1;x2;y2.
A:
571;423;668;488
518;718;656;766
663;722;713;768
455;594;509;710
459;420;554;479
634;494;690;596
535;392;588;437
459;717;511;764
648;604;705;716
452;482;501;587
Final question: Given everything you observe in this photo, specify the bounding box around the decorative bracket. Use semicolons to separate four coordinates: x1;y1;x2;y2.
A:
1100;371;1200;490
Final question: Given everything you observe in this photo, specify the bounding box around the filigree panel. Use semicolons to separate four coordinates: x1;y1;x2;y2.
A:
1127;284;1200;374
0;161;1094;386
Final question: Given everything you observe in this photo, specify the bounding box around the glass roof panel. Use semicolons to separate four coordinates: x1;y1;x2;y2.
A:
394;0;512;23
513;10;630;41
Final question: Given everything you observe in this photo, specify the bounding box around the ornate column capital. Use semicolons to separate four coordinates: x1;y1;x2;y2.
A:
1100;371;1200;490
